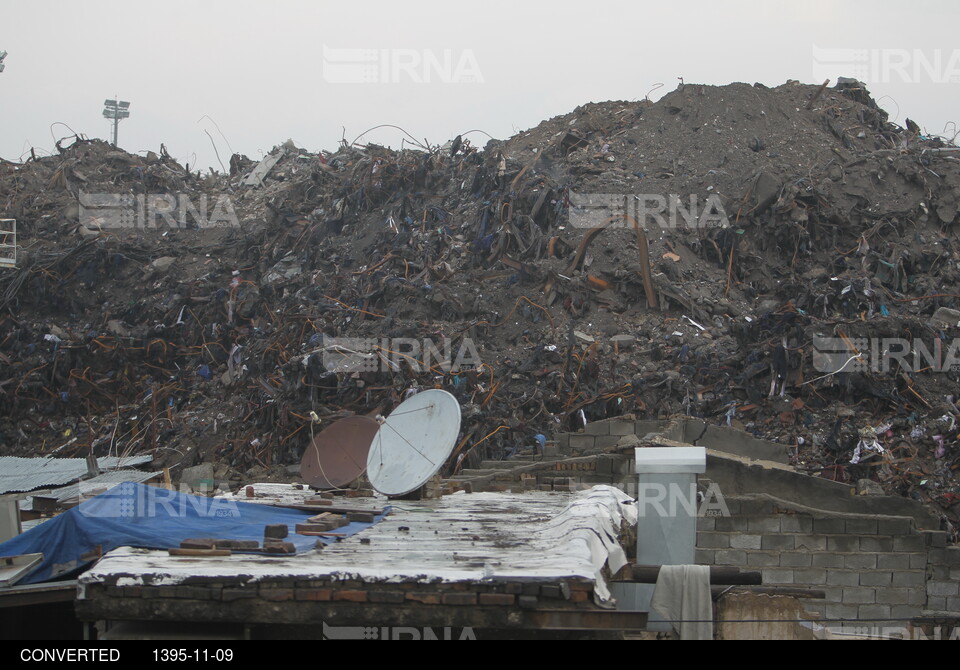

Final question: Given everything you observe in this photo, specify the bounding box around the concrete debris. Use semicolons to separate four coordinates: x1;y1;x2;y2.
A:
1;79;959;540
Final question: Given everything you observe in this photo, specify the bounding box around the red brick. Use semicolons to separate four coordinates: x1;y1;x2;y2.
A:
368;591;406;604
442;593;477;605
569;591;589;603
406;592;442;605
175;586;213;600
295;589;333;601
264;524;289;539
334;590;368;602
221;589;256;602
260;588;295;602
478;593;515;606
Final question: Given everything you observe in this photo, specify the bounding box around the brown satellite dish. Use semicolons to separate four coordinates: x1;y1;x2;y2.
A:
300;416;379;489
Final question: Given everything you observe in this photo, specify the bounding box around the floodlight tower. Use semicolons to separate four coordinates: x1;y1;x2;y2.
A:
102;99;130;146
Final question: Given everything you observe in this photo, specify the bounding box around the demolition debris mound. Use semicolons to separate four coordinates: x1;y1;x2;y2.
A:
2;79;959;538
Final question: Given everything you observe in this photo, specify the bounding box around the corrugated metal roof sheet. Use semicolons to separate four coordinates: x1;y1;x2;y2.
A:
0;455;153;495
42;470;162;503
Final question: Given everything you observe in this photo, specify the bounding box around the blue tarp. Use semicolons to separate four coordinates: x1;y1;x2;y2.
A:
0;482;385;585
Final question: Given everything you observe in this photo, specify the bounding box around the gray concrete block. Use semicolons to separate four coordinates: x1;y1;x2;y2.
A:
696;516;716;531
921;530;947;548
713;517;742;532
761;569;795;585
946;596;960;613
697;532;729;549
721;498;741;516
695;549;715;565
760;534;794;551
609;420;637;436
730;534;762;550
812;553;845;568
746;516;781;533
859;571;892;587
792;568;827;585
876;553;911;570
608;456;631;474
592;435;622;449
780;515;813;533
842;587;876;605
890;605;922;620
927;581;960;597
714;550;747;565
892;571;926;588
746;552;781;567
584;421;611;435
858;604;891;621
595;455;613;475
556;433;570;451
844;554;877;570
825;603;860;621
876;588;914;605
569;435;595;451
794;534;826;551
927;596;947;611
859;536;894;552
827;536;860;553
893;535;926;552
845;518;878;535
821;586;844;603
877;518;913;535
780;552;812;568
813;518;845;534
827;570;860;587
909;553;928;570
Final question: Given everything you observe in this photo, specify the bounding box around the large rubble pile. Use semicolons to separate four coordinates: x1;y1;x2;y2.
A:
2;80;959;538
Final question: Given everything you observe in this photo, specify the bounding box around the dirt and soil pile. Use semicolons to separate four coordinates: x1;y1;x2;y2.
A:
2;79;959;537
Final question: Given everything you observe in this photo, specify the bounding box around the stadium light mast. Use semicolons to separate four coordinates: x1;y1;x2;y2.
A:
102;98;130;146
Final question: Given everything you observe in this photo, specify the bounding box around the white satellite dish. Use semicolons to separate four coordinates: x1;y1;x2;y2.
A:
366;389;461;496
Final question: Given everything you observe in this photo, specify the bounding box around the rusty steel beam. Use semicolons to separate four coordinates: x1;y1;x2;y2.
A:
623;565;762;585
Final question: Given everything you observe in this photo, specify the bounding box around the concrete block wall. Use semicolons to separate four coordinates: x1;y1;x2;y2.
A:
697;497;959;624
925;546;960;613
555;418;664;456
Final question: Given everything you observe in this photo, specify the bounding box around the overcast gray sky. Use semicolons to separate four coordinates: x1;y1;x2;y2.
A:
2;0;958;171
